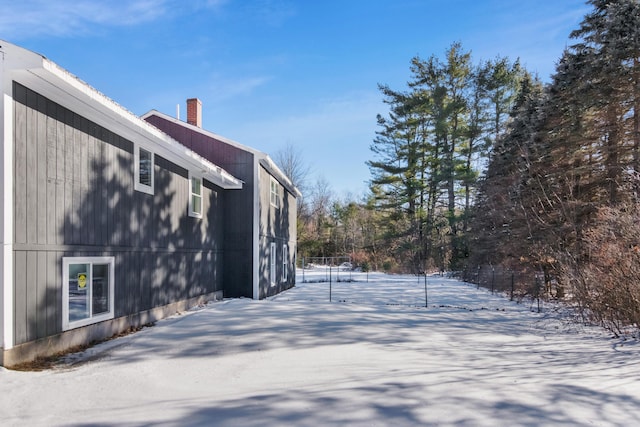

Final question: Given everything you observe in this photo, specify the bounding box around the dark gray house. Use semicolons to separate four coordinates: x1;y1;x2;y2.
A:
0;41;297;367
144;101;300;300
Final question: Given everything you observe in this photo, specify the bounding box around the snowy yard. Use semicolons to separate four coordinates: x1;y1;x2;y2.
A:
1;271;639;426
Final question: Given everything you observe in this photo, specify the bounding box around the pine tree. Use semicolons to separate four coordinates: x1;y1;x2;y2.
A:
570;0;640;203
469;73;546;269
468;0;640;332
369;43;522;271
367;84;431;270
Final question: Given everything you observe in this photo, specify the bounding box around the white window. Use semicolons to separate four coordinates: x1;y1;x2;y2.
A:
282;244;288;282
189;173;203;218
62;257;115;331
270;177;280;208
270;242;277;286
134;145;154;195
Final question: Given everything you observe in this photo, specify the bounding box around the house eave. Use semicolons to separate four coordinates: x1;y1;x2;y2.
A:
1;40;242;190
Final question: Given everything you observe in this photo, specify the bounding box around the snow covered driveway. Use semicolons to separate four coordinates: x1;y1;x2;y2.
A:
2;273;639;426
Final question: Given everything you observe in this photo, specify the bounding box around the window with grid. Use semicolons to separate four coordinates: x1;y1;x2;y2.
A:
270;177;280;208
189;173;203;218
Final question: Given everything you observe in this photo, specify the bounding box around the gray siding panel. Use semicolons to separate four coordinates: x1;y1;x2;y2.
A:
14;84;27;245
70;125;79;244
14;251;27;345
139;252;151;312
37;104;48;244
35;252;47;338
258;165;297;298
11;82;225;347
106;141;114;246
145;115;254;298
46;251;60;336
26;92;38;245
26;251;38;342
46;109;57;246
55;117;65;245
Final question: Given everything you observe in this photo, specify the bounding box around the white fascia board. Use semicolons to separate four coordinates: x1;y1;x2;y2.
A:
1;95;11;350
0;47;14;350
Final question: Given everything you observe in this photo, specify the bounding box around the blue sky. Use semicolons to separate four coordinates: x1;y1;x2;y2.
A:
1;0;589;197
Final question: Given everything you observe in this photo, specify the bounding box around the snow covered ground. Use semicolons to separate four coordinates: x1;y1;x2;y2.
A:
1;271;639;426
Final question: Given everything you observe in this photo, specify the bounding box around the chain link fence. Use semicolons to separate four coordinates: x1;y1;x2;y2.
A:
299;257;369;283
459;266;555;312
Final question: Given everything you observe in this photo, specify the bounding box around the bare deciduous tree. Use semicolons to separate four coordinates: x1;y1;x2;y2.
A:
273;142;310;195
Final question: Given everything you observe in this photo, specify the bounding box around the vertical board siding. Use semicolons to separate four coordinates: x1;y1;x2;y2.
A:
88;131;97;246
45;251;59;336
11;82;225;346
36;252;48;338
46;105;58;246
36;103;48;244
25;251;38;342
106;141;114;246
55;116;65;245
14;83;27;244
14;251;27;345
144;115;253;298
258;166;297;298
25;90;38;244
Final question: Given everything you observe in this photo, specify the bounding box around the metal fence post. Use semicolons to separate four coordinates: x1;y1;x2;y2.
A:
424;273;428;308
511;271;515;301
329;265;332;302
537;274;541;313
534;273;541;313
491;267;495;294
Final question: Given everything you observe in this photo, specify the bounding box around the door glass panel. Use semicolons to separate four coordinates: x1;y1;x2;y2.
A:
68;263;90;322
92;263;110;315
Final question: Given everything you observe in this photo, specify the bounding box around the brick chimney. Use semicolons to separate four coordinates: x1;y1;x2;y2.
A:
186;98;202;128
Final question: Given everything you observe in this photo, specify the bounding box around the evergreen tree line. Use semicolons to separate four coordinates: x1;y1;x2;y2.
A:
292;43;526;273
284;0;640;334
469;0;640;335
367;42;525;273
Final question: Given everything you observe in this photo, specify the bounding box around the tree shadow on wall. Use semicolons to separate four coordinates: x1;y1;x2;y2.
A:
261;186;294;298
27;126;224;345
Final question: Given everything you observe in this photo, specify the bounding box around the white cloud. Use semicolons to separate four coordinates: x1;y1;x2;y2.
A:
242;0;296;27
0;0;177;39
207;74;273;100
